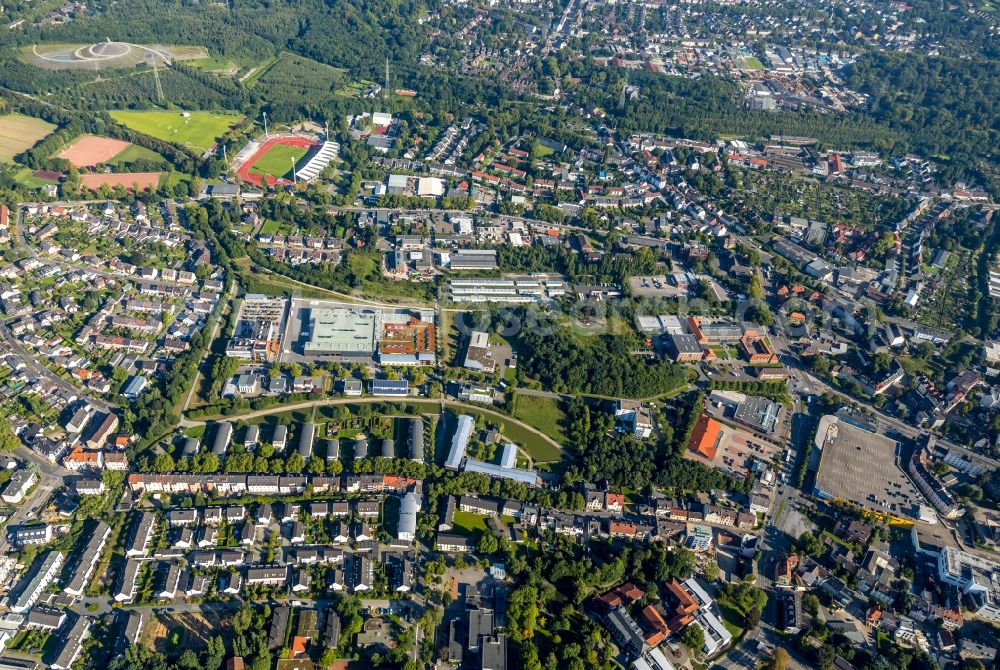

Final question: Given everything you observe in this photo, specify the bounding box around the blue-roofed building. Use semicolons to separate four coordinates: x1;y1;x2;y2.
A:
122;375;148;400
445;415;473;470
463;458;539;486
499;443;517;469
371;379;409;396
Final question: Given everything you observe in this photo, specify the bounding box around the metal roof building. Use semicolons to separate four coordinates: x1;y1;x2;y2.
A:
445;415;474;470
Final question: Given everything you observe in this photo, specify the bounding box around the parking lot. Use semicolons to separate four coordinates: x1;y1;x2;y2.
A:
688;418;784;481
813;415;922;516
628;275;689;298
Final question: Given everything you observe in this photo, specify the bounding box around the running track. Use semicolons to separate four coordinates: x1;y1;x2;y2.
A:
236;136;317;187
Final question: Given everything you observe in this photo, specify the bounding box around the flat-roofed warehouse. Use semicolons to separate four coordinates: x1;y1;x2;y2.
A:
813;415;923;518
303;308;379;356
733;396;782;433
301;306;435;364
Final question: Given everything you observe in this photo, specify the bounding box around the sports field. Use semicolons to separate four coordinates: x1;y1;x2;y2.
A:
79;172;163;191
0;114;56;162
249;143;309;179
109;110;242;152
57;135;131;167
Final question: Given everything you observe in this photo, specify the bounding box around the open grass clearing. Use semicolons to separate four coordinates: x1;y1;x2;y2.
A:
14;167;60;188
512;392;567;444
458;405;564;464
451;510;488;536
110;110;242;152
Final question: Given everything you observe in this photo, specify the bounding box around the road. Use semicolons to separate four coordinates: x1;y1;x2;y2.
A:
768;324;925;441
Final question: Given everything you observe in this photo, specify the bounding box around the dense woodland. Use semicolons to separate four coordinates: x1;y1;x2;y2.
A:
846;53;1000;188
511;309;687;398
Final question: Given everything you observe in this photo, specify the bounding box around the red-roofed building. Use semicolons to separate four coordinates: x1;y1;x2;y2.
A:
639;605;669;646
290;636;308;658
605;492;625;512
0;204;8;228
596;582;645;610
775;553;798;585
829;153;844;174
665;579;698;615
688;414;722;461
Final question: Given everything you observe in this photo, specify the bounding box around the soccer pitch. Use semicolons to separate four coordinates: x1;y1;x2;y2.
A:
249;143;309;179
109;110;242;152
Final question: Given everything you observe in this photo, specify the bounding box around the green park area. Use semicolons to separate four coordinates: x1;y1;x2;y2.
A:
110;110;243;152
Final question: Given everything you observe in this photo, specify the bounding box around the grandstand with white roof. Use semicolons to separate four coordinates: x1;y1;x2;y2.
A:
296;140;340;181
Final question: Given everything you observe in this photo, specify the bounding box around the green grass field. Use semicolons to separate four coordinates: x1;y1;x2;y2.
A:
249;143;309;179
512;393;567;444
106;144;168;169
186;55;233;71
451;510;489;536
533;143;555;159
14;167;59;188
745;56;765;70
109;110;242;152
0;114;55;162
259;219;281;235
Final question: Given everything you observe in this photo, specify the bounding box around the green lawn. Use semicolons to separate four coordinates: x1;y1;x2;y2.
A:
716;598;747;638
250;143;309;179
186;55;233;71
451;510;488;536
6;629;56;656
512;393;566;444
110;110;243;152
533;143;555;159
745;56;765;70
107;143;168;168
259;219;281;235
14;167;59;188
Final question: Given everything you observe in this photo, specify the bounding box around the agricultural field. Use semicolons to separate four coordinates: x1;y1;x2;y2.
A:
109;110;243;152
249;142;309;179
0;114;56;162
57;135;131;167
